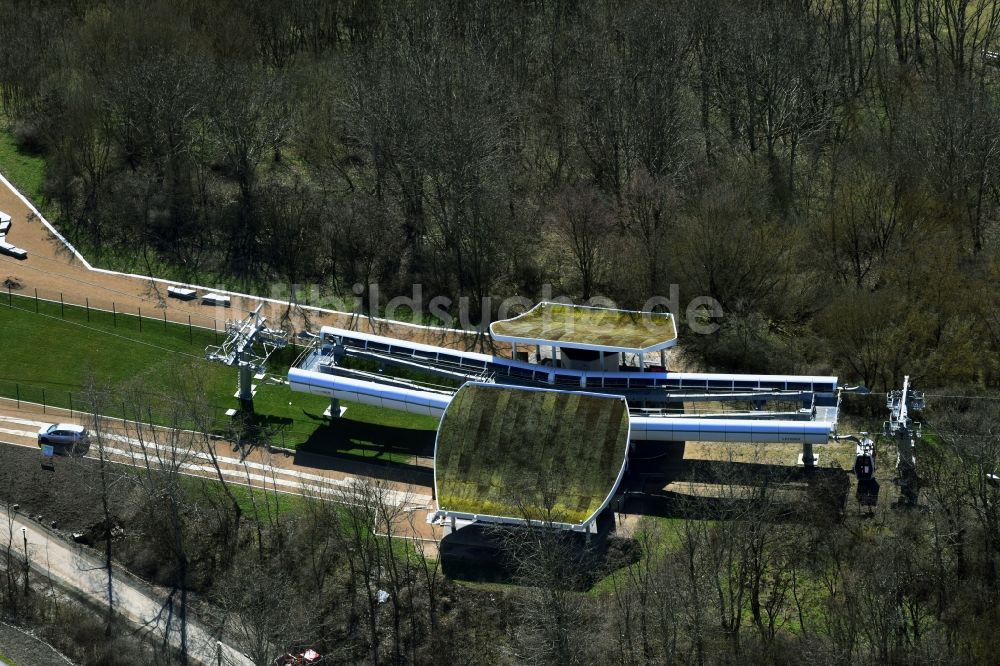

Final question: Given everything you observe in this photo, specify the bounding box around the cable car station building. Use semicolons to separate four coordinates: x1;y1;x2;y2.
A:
287;301;842;534
433;383;631;534
490;301;678;374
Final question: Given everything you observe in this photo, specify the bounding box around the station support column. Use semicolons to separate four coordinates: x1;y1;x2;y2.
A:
800;441;817;468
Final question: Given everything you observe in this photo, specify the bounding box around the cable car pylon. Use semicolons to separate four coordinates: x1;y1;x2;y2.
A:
205;304;288;414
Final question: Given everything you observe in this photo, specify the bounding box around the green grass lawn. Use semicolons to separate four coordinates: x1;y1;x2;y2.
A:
588;516;689;595
182;473;307;516
0;294;438;463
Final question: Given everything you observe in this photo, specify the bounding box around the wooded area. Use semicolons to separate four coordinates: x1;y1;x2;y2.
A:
1;2;1000;664
1;0;999;390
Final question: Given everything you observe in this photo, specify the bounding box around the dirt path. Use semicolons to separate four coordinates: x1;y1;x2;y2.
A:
0;505;252;666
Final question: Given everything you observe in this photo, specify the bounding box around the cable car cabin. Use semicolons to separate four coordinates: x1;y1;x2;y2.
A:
168;286;198;300
852;436;876;480
852;436;879;508
0;238;27;260
202;292;231;307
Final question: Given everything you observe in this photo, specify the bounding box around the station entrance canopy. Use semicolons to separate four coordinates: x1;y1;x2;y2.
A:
434;383;630;532
489;302;678;355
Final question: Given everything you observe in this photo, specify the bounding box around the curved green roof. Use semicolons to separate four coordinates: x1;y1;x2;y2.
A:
490;302;677;353
434;383;630;528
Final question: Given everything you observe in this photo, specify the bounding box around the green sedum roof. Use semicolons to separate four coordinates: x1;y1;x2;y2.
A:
490;302;677;352
434;383;630;527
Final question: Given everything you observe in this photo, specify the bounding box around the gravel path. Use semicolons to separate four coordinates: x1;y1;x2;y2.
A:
0;621;72;666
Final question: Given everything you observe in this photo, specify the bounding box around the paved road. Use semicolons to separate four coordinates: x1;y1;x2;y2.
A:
0;505;252;666
0;411;434;513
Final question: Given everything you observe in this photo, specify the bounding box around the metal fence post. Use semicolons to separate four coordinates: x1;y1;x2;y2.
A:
113;302;117;327
6;285;10;306
34;288;38;313
189;315;193;344
15;383;19;408
42;388;46;414
86;297;90;322
138;307;142;332
69;392;73;417
60;292;64;318
163;311;167;330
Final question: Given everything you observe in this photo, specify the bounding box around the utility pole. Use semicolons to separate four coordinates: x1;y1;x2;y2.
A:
21;527;28;595
885;375;924;507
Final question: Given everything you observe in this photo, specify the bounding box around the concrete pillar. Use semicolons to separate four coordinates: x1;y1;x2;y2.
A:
639;354;645;372
330;397;341;417
512;342;518;359
799;442;817;468
659;349;666;369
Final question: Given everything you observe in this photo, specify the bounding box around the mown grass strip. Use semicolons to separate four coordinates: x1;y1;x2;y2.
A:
0;297;437;461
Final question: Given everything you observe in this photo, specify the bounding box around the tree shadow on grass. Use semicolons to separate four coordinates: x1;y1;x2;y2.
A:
293;417;436;487
251;413;294;428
